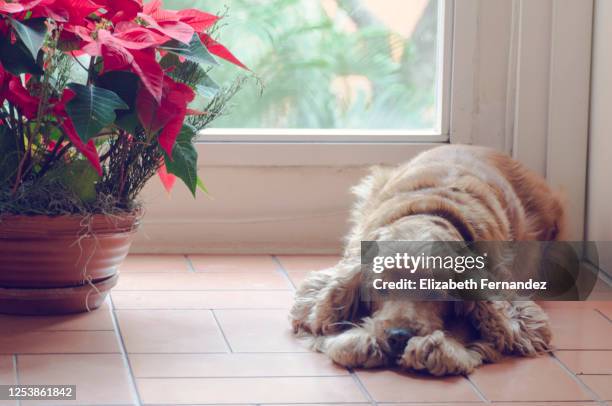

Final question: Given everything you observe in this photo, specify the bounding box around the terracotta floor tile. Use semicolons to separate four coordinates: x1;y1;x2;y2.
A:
214;309;307;352
276;255;341;272
356;369;482;403
115;272;291;290
595;301;612;320
579;375;612;400
376;404;487;406
0;356;17;406
266;404;370;406
374;404;484;406
540;301;599;310
264;404;370;406
546;306;612;349
112;290;294;309
587;277;612;301
0;331;119;354
137;376;367;404
0;356;15;383
490;403;598;406
556;350;612;374
115;309;227;353
189;254;278;272
0;301;113;332
120;254;190;272
470;356;593;402
18;354;134;405
129;352;348;378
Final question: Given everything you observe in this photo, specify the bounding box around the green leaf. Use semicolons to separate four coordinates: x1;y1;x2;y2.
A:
47;160;99;203
63;160;99;203
163;124;199;197
65;83;129;142
0;34;43;75
196;72;220;99
8;17;46;60
196;176;208;194
160;33;219;67
95;71;140;134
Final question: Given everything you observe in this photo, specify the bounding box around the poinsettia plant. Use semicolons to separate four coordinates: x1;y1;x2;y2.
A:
0;0;245;214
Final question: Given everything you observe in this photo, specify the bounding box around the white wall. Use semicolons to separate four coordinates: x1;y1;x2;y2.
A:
131;165;362;254
586;0;612;274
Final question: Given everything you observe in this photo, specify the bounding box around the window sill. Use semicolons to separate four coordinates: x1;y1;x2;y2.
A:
196;134;448;167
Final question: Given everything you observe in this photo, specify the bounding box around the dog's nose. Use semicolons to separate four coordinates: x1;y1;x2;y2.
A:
385;328;412;355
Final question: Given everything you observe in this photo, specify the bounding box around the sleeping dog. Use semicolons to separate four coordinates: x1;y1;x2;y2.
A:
290;145;565;376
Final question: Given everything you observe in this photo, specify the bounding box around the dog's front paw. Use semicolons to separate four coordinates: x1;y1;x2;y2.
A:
324;328;387;368
399;331;481;376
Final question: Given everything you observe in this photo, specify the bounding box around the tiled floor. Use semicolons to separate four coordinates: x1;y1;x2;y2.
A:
0;254;611;405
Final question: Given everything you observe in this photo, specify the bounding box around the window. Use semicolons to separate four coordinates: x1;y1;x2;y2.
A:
166;0;449;136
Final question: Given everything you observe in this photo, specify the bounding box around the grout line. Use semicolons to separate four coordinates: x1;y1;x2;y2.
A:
271;255;297;290
136;374;354;379
595;308;612;323
20;329;116;332
111;403;595;406
465;373;490;404
11;404;136;406
113;289;293;292
347;368;377;406
112;307;292;311
97;403;373;406
0;350;312;356
550;352;603;403
184;255;197;272
108;296;144;406
119;271;283;274
1;351;319;355
0;352;123;356
13;354;21;406
111;308;291;312
211;309;233;353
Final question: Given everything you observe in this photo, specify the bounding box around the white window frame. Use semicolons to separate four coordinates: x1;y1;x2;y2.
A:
133;0;593;253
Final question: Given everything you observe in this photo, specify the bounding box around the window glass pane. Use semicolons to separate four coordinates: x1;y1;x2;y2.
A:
166;0;442;130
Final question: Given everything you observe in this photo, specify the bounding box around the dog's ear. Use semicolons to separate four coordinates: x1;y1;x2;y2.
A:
327;259;367;323
315;259;367;335
291;259;366;336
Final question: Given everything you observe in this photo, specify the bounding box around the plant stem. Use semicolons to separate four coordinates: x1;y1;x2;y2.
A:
11;113;30;195
87;56;96;85
37;134;66;178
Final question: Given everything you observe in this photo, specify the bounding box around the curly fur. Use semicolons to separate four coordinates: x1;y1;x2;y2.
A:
290;145;565;376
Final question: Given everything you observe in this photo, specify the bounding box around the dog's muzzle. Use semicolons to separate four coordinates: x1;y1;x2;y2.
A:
385;328;412;356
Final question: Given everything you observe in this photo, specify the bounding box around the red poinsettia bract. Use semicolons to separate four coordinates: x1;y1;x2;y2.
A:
0;0;245;193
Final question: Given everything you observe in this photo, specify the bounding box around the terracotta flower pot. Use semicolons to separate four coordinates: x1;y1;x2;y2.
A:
0;213;140;315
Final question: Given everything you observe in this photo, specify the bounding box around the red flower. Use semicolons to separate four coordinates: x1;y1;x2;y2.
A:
0;63;10;106
200;33;247;70
176;8;218;32
6;77;40;119
79;26;164;102
33;0;102;24
97;0;142;24
157;162;176;193
136;75;195;157
0;0;25;13
140;0;193;44
1;0;245;185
